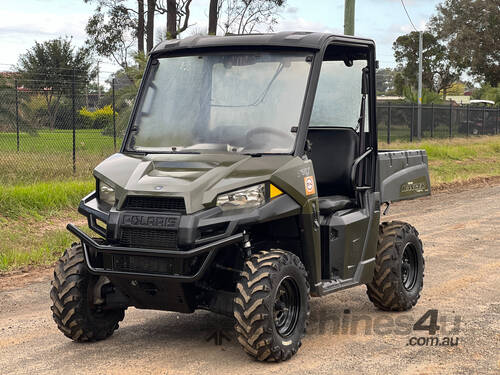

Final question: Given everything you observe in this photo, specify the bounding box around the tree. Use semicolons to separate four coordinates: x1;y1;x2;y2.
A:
85;0;161;65
208;0;219;35
108;53;147;135
217;0;286;35
146;0;155;51
0;75;19;132
17;38;95;130
155;0;193;40
85;0;194;63
403;86;443;104
138;0;145;54
376;68;398;94
429;0;500;86
85;1;137;68
393;72;406;96
393;31;461;98
472;84;500;105
444;82;465;96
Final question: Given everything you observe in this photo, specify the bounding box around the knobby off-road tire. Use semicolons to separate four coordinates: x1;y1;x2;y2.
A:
50;243;125;341
234;249;310;362
367;221;425;311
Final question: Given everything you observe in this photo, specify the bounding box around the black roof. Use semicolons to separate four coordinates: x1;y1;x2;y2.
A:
151;31;375;55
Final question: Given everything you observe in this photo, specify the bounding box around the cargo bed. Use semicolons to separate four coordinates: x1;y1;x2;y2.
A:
377;150;431;203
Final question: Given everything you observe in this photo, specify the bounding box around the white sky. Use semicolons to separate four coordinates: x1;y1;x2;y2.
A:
0;0;442;75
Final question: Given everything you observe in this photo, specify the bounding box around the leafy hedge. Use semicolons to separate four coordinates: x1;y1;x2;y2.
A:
78;105;116;130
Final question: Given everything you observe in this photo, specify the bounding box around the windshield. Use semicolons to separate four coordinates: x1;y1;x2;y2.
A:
126;51;312;154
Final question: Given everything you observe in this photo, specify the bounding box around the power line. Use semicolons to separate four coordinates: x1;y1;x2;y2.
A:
400;0;419;32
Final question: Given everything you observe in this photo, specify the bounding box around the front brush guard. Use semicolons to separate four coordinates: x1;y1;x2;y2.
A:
67;223;244;282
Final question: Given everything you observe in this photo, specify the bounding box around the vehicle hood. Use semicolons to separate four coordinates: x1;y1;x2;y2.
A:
94;152;296;213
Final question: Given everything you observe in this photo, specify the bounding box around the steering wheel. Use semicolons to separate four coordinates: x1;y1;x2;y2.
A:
245;127;293;146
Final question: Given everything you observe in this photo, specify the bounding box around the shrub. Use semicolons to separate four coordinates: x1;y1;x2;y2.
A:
78;107;95;129
21;94;48;130
78;105;116;130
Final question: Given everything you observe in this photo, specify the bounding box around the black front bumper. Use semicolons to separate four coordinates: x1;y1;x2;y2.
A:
71;190;300;282
68;223;244;281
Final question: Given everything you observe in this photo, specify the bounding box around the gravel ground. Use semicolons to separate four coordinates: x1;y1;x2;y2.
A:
0;183;499;375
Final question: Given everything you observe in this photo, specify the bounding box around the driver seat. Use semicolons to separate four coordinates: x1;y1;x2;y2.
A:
307;127;358;215
318;195;355;215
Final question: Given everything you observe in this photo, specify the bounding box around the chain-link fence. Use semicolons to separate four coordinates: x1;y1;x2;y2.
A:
1;72;499;184
377;102;500;143
0;72;123;184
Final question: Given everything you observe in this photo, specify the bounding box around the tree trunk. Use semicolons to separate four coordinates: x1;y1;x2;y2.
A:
146;0;155;52
167;0;177;39
138;0;145;54
208;0;218;35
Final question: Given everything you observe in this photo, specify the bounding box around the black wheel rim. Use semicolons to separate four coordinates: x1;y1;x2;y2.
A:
273;277;300;337
401;243;418;291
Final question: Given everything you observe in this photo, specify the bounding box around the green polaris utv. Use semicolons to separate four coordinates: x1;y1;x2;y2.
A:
51;32;430;362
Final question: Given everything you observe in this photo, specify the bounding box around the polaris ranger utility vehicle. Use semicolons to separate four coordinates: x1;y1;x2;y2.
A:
51;32;430;362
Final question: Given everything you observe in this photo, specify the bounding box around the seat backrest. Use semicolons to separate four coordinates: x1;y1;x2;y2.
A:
306;127;359;197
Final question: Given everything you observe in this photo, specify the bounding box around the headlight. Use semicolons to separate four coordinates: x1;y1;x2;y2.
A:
216;183;266;211
98;181;115;206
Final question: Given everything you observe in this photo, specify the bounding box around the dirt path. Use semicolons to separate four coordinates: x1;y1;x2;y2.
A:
1;184;499;374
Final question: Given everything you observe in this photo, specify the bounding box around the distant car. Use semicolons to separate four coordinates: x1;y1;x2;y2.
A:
459;100;498;135
469;99;495;105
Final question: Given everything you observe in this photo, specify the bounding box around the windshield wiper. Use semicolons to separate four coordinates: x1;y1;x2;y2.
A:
127;149;201;154
146;150;200;154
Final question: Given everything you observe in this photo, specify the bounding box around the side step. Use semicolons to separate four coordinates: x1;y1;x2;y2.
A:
316;278;360;296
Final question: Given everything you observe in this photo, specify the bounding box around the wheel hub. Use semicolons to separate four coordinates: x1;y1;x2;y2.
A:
401;243;418;291
273;277;300;337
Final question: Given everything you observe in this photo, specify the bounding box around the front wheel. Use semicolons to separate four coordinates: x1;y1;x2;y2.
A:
50;243;125;341
234;249;310;362
366;221;425;311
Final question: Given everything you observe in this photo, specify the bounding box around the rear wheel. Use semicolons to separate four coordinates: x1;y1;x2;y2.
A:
366;221;424;311
233;249;310;362
50;243;125;341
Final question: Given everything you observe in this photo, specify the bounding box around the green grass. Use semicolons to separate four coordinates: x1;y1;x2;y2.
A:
0;129;119;184
380;135;500;184
0;180;95;271
0;129;117;153
0;180;94;219
0;227;75;271
0;135;499;273
0;213;95;271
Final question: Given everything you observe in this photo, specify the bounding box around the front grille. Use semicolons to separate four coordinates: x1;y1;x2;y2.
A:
122;196;186;213
109;253;207;275
111;254;181;274
120;228;178;250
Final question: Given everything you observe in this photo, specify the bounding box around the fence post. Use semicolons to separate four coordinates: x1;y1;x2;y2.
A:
112;78;116;152
387;102;391;144
410;103;414;142
15;79;19;152
496;107;499;135
449;102;452;138
430;103;434;138
72;68;76;174
466;104;470;137
482;106;486;135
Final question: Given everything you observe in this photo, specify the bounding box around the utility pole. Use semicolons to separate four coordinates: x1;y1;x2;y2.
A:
417;30;423;140
344;0;355;35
